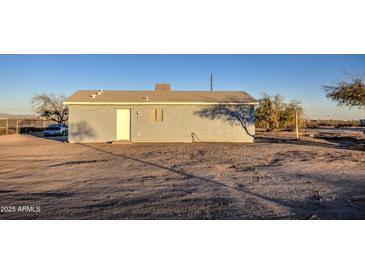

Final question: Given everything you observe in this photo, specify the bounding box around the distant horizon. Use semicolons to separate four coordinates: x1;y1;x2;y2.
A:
0;111;362;121
1;54;364;119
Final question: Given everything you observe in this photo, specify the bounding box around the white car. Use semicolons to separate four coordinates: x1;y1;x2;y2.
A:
43;124;68;137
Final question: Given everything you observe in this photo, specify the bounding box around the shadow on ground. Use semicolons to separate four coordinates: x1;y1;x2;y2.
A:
0;132;364;220
256;135;365;152
29;132;68;142
74;143;365;220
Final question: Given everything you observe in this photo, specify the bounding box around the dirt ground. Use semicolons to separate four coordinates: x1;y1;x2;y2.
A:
0;128;364;220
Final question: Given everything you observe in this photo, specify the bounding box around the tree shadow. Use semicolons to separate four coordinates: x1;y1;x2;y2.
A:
69;121;96;143
48;159;108;167
194;104;255;138
29;131;68;143
79;144;365;219
275;169;365;219
256;135;365;152
0;191;76;202
30;121;97;143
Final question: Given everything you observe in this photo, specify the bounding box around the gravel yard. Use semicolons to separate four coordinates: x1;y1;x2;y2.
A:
0;129;364;219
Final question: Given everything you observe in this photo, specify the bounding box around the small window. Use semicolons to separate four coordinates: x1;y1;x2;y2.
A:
149;109;164;122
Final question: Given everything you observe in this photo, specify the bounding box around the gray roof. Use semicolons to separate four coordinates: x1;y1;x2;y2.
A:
64;84;256;105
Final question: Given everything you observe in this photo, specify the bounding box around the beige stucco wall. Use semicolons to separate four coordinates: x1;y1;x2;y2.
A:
68;104;255;143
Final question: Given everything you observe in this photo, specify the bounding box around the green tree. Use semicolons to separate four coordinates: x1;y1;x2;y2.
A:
273;94;288;129
255;94;276;130
281;100;304;129
255;94;303;131
323;77;365;108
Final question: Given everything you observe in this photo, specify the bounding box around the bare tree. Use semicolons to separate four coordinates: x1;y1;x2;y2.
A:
31;93;68;124
323;77;365;108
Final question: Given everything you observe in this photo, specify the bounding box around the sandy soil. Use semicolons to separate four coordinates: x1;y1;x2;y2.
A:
0;129;364;220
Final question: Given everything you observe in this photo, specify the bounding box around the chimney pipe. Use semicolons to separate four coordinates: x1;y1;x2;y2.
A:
155;83;171;92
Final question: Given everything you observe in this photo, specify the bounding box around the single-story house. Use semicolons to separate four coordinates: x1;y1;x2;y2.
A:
64;83;257;143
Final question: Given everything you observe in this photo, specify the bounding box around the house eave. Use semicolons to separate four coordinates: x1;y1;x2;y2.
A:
64;101;259;106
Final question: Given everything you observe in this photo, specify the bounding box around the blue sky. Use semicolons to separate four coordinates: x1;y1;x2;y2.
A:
0;54;364;119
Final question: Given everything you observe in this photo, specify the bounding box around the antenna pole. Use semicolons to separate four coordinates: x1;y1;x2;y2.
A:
210;73;213;91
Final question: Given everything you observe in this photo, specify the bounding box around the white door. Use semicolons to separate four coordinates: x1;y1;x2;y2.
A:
116;109;131;140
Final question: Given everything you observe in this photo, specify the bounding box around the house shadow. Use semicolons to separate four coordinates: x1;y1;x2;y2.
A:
194;104;255;138
78;143;365;219
256;135;365;152
239;186;365;220
274;168;365;219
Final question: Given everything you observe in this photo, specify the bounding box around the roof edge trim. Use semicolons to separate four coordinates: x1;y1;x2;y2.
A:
64;101;258;106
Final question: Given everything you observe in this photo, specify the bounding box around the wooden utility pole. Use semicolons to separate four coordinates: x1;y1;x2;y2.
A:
210;73;213;91
5;119;8;135
295;109;299;140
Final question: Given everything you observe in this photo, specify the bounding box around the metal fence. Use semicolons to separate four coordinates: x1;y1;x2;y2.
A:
0;118;54;135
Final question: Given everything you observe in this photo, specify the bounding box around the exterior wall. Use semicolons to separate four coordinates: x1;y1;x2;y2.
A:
68;104;255;143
